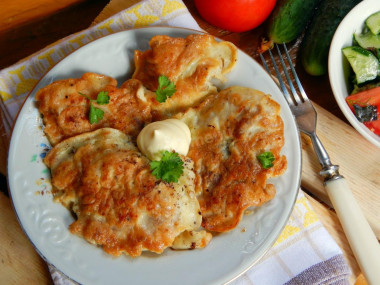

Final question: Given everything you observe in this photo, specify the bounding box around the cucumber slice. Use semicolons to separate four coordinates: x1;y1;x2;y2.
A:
366;11;380;35
354;31;380;49
342;46;380;84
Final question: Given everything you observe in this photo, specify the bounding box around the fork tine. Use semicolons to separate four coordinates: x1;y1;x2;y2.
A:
280;43;308;102
259;49;294;107
259;53;271;74
275;44;302;105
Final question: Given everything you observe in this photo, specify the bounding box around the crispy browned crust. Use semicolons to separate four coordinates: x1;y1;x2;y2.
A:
44;128;202;257
178;86;287;232
132;34;237;119
39;35;288;257
35;73;152;145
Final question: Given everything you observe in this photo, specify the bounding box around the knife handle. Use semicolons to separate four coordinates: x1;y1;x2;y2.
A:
325;176;380;285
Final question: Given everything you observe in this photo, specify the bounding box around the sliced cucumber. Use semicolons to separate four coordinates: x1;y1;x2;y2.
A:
342;46;380;84
354;31;380;49
366;11;380;35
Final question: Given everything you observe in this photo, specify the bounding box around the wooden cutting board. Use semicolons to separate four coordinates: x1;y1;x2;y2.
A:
0;0;378;241
303;104;380;238
0;1;371;284
1;0;378;240
92;0;380;240
0;192;52;284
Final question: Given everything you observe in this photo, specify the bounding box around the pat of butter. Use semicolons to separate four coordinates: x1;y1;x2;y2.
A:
137;119;191;161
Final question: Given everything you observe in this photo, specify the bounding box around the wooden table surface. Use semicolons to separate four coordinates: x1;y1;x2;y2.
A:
1;0;378;284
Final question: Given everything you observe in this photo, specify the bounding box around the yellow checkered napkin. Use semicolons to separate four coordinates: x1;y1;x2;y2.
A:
233;190;350;285
0;0;351;284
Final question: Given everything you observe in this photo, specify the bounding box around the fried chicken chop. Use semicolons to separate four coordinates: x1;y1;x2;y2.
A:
36;73;152;145
37;34;288;257
44;128;211;257
177;86;287;232
132;34;237;119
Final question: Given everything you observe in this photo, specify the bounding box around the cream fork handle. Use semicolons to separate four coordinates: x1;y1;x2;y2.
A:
325;177;380;285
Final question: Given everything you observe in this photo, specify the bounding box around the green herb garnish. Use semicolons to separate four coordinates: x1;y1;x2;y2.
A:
79;91;110;124
155;75;176;103
150;150;184;183
257;151;275;169
95;91;110;104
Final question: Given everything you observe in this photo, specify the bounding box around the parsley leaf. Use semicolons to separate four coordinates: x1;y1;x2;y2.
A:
96;91;110;105
89;104;105;124
79;91;109;124
150;150;184;183
155;75;176;103
257;151;275;169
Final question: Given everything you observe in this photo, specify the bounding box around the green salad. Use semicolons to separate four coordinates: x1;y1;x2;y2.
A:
342;10;380;136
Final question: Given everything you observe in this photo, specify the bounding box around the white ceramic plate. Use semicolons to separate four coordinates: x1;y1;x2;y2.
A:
329;0;380;148
8;27;301;285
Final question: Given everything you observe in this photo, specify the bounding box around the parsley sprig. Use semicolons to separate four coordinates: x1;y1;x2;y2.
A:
150;150;184;183
79;91;110;124
155;75;176;103
257;151;275;169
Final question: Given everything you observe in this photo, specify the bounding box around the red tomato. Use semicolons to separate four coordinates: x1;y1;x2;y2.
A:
365;120;380;136
346;86;380;135
194;0;276;32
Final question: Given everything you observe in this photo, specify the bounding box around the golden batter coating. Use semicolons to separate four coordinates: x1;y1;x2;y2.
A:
38;34;289;258
36;73;152;145
44;128;208;257
177;86;287;232
132;34;238;119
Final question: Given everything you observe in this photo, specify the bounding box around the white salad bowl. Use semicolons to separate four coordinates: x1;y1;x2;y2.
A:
328;0;380;148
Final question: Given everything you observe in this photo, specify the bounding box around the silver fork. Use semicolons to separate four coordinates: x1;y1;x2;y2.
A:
260;43;380;284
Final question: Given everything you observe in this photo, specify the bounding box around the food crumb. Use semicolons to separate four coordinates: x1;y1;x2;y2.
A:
244;209;254;215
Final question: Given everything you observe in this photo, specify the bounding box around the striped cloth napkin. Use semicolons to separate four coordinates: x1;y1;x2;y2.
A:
0;0;351;284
